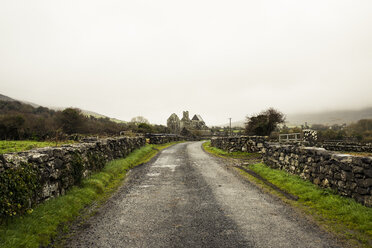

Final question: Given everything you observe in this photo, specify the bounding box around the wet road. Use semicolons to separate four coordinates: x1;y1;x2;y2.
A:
65;142;340;248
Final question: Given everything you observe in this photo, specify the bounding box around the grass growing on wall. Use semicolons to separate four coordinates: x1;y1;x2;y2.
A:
0;140;75;154
202;141;260;160
0;142;181;248
203;141;372;247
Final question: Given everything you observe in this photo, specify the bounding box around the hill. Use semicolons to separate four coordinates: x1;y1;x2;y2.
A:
0;97;131;140
286;107;372;126
0;94;168;140
220;107;372;128
0;94;16;102
0;93;126;123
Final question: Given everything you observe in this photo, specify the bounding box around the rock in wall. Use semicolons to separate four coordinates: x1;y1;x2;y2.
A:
149;135;183;144
211;136;267;153
321;141;372;153
0;136;146;216
210;136;372;207
263;144;372;207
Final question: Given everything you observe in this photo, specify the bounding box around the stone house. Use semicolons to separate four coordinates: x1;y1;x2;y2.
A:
167;111;208;134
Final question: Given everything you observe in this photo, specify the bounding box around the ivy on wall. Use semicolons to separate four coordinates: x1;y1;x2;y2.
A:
0;163;40;219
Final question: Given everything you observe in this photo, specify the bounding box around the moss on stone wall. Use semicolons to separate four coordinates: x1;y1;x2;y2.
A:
0;137;147;220
0;163;40;219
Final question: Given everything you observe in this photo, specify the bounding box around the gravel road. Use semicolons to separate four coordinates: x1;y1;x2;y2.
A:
64;141;342;248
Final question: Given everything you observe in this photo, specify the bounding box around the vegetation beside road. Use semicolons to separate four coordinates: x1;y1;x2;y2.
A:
202;142;260;160
203;141;372;247
0;141;182;248
0;140;75;154
0;100;170;141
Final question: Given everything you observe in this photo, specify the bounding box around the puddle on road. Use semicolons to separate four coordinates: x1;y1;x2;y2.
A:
152;164;179;172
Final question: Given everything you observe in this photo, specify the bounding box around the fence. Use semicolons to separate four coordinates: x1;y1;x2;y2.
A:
279;133;301;143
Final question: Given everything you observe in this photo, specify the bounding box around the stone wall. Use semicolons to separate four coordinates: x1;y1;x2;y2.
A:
321;141;372;153
0;137;146;211
210;136;372;207
148;135;183;144
263;145;372;206
210;136;267;153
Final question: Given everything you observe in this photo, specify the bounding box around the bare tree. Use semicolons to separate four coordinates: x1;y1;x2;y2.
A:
130;116;149;124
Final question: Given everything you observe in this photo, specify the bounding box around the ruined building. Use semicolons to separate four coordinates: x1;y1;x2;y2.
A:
167;113;181;134
167;111;208;134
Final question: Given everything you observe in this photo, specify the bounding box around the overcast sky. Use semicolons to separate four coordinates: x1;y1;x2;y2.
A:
1;0;371;126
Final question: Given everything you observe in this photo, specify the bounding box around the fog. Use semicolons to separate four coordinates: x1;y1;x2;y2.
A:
1;0;371;125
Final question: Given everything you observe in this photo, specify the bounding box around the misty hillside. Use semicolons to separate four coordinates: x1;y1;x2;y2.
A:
0;94;41;108
0;93;126;123
221;107;372;128
286;108;372;126
0;94;16;102
81;110;126;123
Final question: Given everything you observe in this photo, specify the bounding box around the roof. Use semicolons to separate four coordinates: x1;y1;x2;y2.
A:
192;114;204;122
168;113;180;121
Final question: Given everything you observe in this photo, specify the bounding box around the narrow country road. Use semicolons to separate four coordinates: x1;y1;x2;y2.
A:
65;142;341;248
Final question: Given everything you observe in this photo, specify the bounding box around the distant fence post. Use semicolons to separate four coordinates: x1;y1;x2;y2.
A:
279;133;301;143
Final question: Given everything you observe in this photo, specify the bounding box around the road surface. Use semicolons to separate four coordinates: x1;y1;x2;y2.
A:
65;141;341;248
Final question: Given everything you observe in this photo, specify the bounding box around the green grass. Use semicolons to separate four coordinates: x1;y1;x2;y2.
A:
202;141;260;160
248;164;372;235
0;140;75;154
0;141;181;248
203;141;372;247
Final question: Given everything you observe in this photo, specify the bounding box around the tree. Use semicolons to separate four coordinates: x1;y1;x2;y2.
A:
136;123;153;134
245;108;285;136
130;116;149;124
152;124;170;134
56;108;85;135
345;119;372;142
0;115;25;139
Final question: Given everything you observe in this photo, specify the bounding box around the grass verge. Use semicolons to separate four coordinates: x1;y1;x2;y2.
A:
203;141;372;247
0;141;182;248
202;141;260;160
0;140;75;154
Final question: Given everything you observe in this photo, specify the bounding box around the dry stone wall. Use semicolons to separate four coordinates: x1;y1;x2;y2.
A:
211;136;372;207
263;144;372;206
0;137;145;217
210;136;267;153
148;135;183;144
321;141;372;153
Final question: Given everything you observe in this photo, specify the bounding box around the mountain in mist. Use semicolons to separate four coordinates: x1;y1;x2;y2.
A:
286;108;372;126
220;107;372;128
0;93;126;123
0;94;16;102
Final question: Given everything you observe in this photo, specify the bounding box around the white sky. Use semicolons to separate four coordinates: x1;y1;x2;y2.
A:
1;0;371;126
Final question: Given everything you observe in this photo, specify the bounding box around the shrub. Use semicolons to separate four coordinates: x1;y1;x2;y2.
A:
0;163;39;219
245;108;285;136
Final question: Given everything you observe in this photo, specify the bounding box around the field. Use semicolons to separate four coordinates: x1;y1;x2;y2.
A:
0;140;75;154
